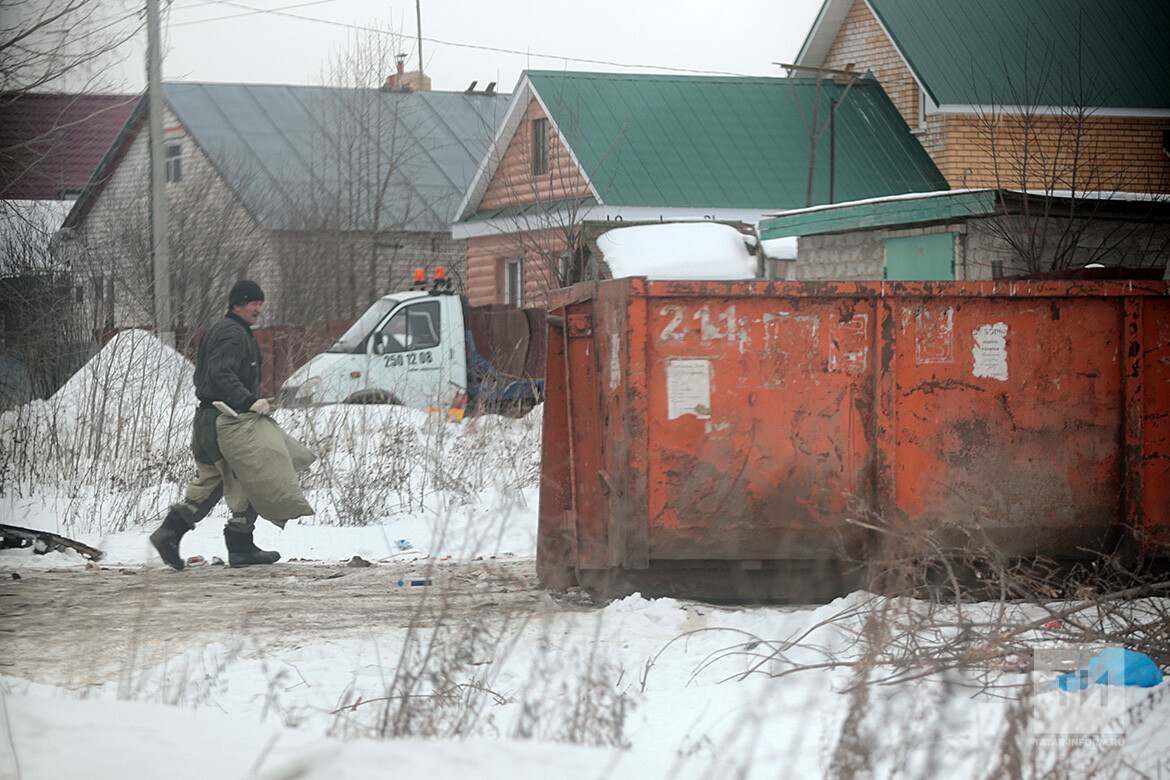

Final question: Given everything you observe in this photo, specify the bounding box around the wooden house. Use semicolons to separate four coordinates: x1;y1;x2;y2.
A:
451;70;948;305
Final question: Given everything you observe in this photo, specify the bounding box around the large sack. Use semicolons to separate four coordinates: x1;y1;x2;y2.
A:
216;412;315;523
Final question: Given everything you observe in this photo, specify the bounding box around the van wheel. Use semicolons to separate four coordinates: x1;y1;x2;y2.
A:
344;390;402;405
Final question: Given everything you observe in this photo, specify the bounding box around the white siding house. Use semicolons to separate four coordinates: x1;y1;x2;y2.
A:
64;83;510;330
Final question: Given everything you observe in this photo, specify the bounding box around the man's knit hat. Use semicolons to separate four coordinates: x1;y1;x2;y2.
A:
229;279;265;307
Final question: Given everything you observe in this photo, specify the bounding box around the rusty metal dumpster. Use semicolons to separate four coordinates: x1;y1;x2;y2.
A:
537;278;1170;599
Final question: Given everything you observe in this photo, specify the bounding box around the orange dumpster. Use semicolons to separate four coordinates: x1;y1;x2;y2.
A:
538;278;1170;599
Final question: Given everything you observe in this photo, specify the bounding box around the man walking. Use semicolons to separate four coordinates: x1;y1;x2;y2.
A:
150;280;281;569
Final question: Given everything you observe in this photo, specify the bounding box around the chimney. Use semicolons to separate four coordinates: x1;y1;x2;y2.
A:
381;54;411;92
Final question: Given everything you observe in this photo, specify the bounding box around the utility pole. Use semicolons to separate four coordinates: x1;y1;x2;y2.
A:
415;0;423;85
777;63;861;208
147;0;171;344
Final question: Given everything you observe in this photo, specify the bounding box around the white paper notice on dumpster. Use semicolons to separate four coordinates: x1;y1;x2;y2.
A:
667;358;711;419
972;322;1009;381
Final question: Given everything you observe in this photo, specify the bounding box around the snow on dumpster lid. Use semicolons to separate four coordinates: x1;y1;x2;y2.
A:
596;222;758;280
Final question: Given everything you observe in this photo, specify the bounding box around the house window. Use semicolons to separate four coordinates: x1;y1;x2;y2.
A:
531;118;549;176
916;88;930;131
165;143;182;183
504;258;523;306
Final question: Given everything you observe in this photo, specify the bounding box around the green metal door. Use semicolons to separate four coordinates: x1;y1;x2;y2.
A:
884;233;955;280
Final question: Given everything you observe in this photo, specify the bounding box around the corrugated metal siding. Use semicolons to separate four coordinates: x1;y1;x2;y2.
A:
0;94;139;200
524;71;948;211
868;0;1170;109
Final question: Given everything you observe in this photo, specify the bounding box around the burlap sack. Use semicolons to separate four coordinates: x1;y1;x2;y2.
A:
216;413;315;523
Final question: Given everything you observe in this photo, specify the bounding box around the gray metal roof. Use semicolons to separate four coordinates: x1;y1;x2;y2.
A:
164;83;510;232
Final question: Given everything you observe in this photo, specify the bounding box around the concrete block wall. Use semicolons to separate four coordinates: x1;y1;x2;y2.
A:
792;232;886;280
793;214;1169;282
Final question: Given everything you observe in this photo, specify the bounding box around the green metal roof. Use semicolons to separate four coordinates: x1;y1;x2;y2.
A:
867;0;1170;109
520;71;947;212
758;188;1170;240
759;190;999;240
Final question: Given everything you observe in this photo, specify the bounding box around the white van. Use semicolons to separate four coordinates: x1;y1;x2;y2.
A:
279;272;544;412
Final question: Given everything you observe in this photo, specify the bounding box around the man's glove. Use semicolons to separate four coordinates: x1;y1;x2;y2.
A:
249;398;271;415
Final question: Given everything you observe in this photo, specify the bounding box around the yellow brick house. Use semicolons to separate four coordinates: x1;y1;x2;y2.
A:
796;0;1170;194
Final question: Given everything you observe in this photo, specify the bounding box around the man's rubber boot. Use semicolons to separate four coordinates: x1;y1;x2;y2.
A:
150;509;190;570
223;526;280;567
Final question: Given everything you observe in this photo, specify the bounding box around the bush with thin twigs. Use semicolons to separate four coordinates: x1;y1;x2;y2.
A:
649;505;1170;780
0;330;543;534
324;561;630;748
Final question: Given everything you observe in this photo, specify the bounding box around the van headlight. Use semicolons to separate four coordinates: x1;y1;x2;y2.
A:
279;377;321;407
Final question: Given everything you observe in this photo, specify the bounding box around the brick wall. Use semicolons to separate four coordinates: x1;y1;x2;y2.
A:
72;106;467;330
73;108;277;331
793;232;886;280
269;230;465;323
932;113;1170;193
822;0;922;131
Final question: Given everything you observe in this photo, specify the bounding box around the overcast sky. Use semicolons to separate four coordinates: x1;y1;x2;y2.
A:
109;0;825;93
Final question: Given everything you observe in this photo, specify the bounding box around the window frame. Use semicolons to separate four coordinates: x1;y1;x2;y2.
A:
504;258;524;306
373;299;442;354
531;117;549;176
165;142;183;183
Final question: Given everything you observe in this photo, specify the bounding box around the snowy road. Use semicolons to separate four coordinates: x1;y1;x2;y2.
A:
0;557;562;685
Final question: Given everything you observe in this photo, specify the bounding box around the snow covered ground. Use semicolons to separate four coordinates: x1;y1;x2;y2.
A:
2;331;1169;779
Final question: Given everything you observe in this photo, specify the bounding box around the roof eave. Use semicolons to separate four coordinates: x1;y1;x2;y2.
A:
453;204;776;240
453;75;536;223
795;0;848;67
796;0;940;109
62;93;148;230
758;187;1170;240
454;71;607;224
935;103;1170;118
758;189;1000;239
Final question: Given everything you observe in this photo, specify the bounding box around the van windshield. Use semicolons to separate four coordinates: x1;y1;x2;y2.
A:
327;298;399;353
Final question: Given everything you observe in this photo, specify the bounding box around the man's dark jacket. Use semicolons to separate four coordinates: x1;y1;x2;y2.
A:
194;311;262;413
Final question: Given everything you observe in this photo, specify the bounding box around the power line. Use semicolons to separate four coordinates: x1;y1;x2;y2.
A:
169;0;757;77
167;0;340;27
